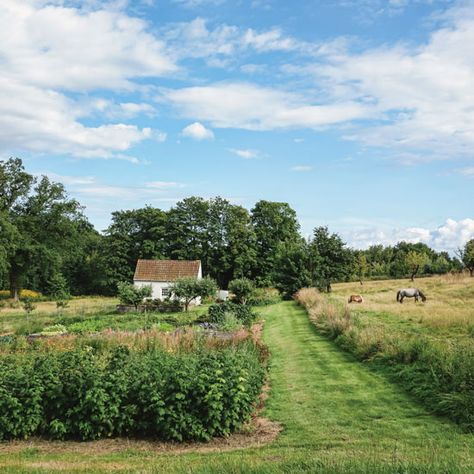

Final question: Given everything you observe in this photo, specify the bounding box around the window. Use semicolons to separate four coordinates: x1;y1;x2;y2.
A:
162;287;170;298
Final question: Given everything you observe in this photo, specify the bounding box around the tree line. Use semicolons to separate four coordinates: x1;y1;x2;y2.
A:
1;158;472;299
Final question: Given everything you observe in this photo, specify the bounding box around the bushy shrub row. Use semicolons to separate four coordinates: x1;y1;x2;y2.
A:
295;288;474;431
0;342;265;441
247;287;281;306
208;302;256;328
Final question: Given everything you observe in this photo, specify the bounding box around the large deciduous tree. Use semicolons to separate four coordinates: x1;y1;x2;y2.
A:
459;239;474;277
251;200;300;286
102;206;168;291
309;226;352;292
1;158;86;299
272;238;312;298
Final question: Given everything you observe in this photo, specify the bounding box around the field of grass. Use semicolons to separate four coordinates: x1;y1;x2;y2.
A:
2;301;474;473
331;274;474;339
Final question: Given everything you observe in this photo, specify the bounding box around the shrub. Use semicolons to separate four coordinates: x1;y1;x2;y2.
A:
117;282;152;310
228;278;255;305
0;342;265;441
208;302;256;328
247;287;281;306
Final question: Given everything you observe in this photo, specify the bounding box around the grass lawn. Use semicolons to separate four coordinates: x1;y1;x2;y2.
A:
1;301;474;473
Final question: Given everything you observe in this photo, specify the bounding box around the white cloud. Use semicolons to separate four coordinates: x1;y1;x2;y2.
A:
181;122;215;140
460;167;474;177
172;0;226;7
33;171;96;186
0;0;175;159
228;148;259;159
292;165;313;171
308;2;474;160
163;82;371;131
1;1;176;91
162;17;317;66
346;218;474;252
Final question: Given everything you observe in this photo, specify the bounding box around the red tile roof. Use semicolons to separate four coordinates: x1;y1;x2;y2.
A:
133;259;201;282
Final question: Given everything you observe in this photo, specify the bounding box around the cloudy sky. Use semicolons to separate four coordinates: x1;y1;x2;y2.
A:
1;0;473;251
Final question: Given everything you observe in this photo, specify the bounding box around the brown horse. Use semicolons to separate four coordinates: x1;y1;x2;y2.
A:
348;294;363;303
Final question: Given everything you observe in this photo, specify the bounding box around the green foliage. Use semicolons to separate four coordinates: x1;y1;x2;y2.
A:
228;278;255;304
117;282;152;310
459;239;474;276
310;227;352;292
405;250;429;281
251;200;301;285
0;343;264;441
247;287;281;306
22;298;36;315
101;206;168;292
353;252;368;284
0;158;86;300
40;324;67;335
208;302;256;328
171;276;217;311
272;239;312;298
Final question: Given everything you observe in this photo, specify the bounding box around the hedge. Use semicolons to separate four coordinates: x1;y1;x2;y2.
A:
0;342;265;441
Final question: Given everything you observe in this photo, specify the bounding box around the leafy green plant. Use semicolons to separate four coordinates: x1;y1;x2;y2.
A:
229;278;255;305
117;282;152;311
22;298;36;317
170;276;217;312
208;302;256;328
0;342;265;441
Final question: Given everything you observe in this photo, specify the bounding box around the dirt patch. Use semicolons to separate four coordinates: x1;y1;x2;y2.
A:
0;417;281;456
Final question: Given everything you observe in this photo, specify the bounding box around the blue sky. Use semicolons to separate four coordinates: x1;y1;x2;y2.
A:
1;0;473;251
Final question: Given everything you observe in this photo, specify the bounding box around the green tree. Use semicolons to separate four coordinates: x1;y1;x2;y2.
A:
206;198;257;288
170;276;217;312
166;197;209;263
353;251;369;285
117;282;152;311
405;250;428;281
459;239;474;277
47;272;72;312
228;278;255;305
103;206;168;292
251;200;300;286
272;239;312;298
0;158;86;300
309;227;352;292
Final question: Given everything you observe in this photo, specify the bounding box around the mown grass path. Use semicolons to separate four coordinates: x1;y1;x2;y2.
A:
2;301;474;473
258;301;474;472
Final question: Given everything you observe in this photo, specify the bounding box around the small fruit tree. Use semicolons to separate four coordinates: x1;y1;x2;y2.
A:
117;282;152;311
228;278;255;305
170;276;217;312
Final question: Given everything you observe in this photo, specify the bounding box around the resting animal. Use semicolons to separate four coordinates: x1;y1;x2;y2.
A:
348;294;363;303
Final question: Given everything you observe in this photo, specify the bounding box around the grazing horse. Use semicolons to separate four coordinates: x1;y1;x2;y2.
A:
396;288;426;303
348;294;363;303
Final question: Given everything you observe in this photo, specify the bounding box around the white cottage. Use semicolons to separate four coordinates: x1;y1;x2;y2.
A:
133;259;202;303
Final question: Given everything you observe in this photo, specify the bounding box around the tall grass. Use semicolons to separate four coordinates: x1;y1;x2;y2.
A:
295;288;474;431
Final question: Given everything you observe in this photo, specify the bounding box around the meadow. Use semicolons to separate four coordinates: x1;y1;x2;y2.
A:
296;274;474;431
331;273;474;338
